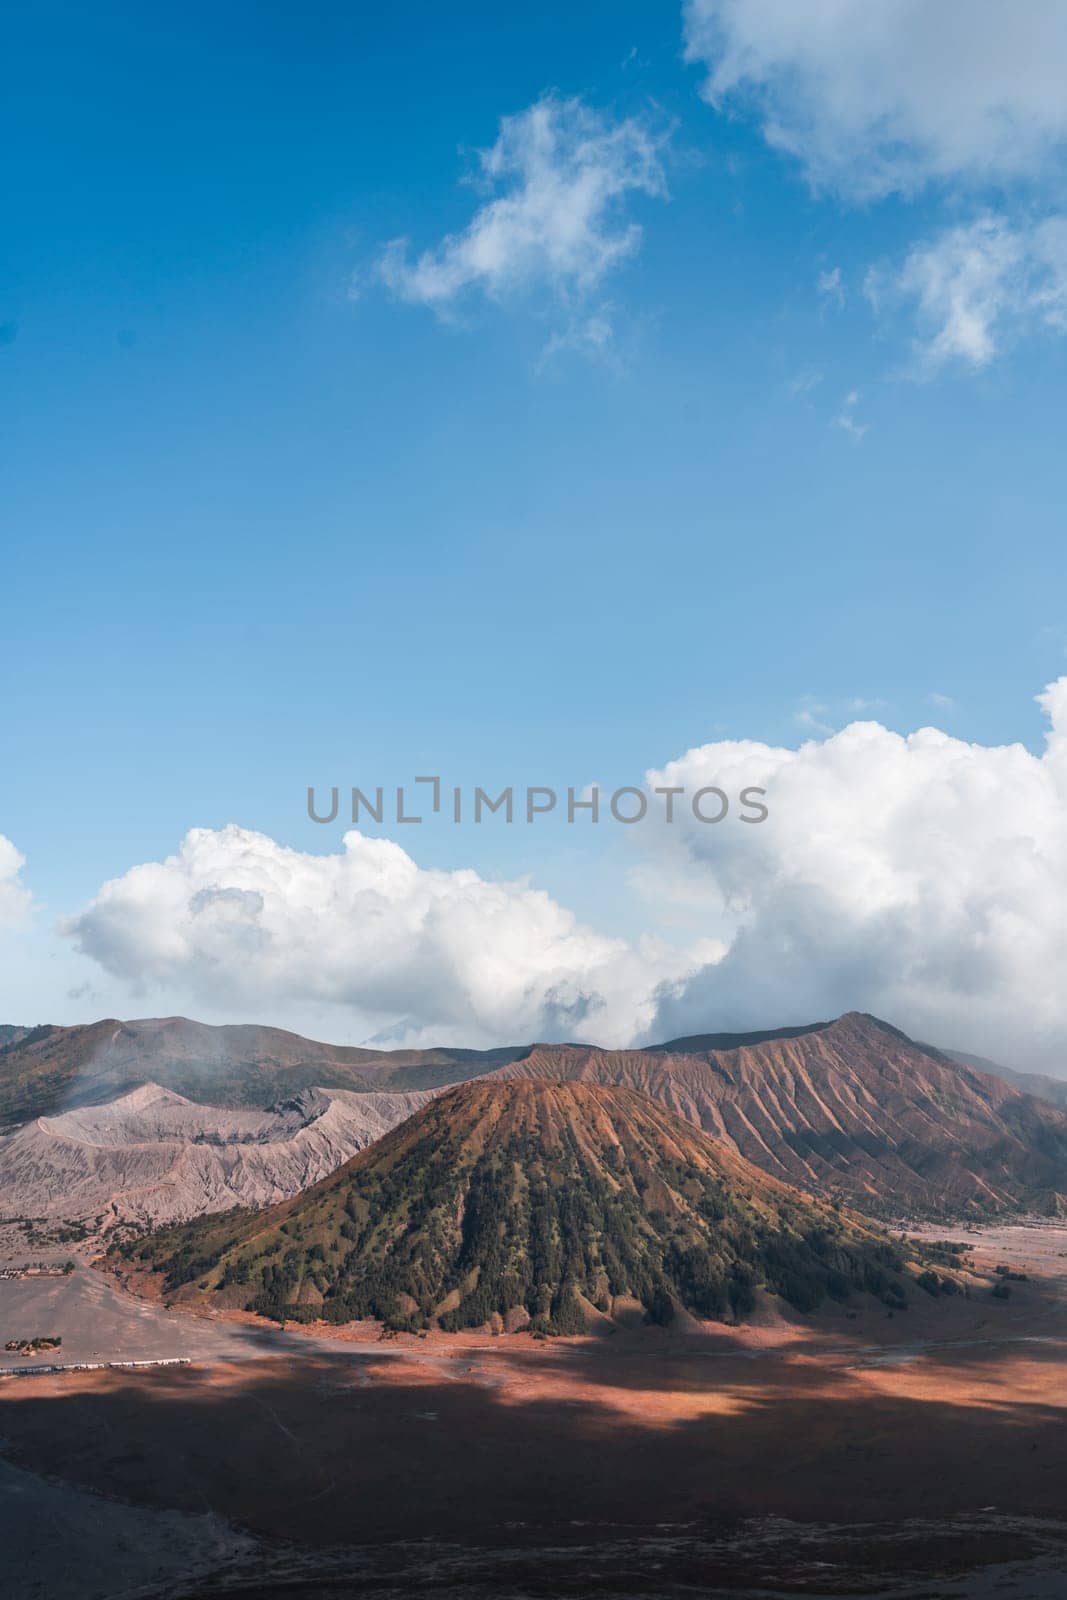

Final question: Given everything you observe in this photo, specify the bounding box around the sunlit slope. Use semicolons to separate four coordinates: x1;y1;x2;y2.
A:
131;1079;917;1331
489;1013;1067;1217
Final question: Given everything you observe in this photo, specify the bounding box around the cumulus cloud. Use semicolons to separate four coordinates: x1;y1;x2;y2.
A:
871;213;1067;372
56;685;1067;1067
62;825;717;1049
376;94;667;321
0;835;31;929
636;679;1067;1068
683;0;1067;198
682;7;1067;372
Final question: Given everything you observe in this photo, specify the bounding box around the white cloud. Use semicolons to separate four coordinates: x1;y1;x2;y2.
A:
537;308;617;371
376;94;667;322
787;368;822;397
55;685;1067;1069
817;266;845;308
62;825;717;1050
638;679;1067;1068
0;835;31;930
928;692;956;711
794;698;834;735
683;0;1067;198
681;8;1067;376
832;389;868;439
875;213;1067;372
847;697;888;714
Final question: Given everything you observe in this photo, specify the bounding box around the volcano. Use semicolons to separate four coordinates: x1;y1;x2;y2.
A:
132;1079;919;1332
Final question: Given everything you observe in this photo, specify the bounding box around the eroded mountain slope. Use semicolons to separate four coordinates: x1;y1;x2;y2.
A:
489;1013;1067;1217
129;1080;920;1330
0;1081;434;1231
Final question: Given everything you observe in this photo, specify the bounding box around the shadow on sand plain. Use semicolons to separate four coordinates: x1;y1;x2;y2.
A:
3;1322;1067;1596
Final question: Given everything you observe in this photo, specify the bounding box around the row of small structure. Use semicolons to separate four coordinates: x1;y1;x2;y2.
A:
0;1356;191;1378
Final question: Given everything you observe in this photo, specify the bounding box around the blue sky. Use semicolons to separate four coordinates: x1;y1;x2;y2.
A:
4;3;1067;1063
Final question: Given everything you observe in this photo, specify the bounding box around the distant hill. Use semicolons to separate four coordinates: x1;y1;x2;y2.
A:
0;1016;529;1128
0;1081;434;1233
655;1022;830;1053
7;1010;1067;1222
126;1079;917;1332
0;1025;28;1051
487;1013;1067;1219
933;1046;1067;1111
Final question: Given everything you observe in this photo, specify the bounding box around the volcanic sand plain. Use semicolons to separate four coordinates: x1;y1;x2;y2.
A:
2;1222;1067;1597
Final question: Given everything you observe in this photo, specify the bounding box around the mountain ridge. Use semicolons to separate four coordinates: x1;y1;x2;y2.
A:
0;1016;529;1127
6;1010;1067;1220
932;1046;1067;1111
0;1080;435;1232
486;1013;1067;1218
126;1079;919;1332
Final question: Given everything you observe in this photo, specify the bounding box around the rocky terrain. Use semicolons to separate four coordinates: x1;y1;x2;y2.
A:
0;1016;526;1128
129;1079;926;1330
486;1012;1067;1218
4;1010;1067;1230
0;1081;433;1232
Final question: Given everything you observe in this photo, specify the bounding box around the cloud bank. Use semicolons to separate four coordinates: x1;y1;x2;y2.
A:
639;679;1067;1068
0;835;31;930
376;94;667;316
683;0;1067;198
63;683;1067;1068
63;826;716;1049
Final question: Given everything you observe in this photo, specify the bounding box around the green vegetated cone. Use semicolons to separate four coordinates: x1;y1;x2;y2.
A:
128;1080;916;1333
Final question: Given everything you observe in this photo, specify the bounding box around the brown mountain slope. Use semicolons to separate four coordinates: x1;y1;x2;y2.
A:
7;1011;1066;1219
0;1017;528;1127
487;1013;1067;1219
126;1080;921;1331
